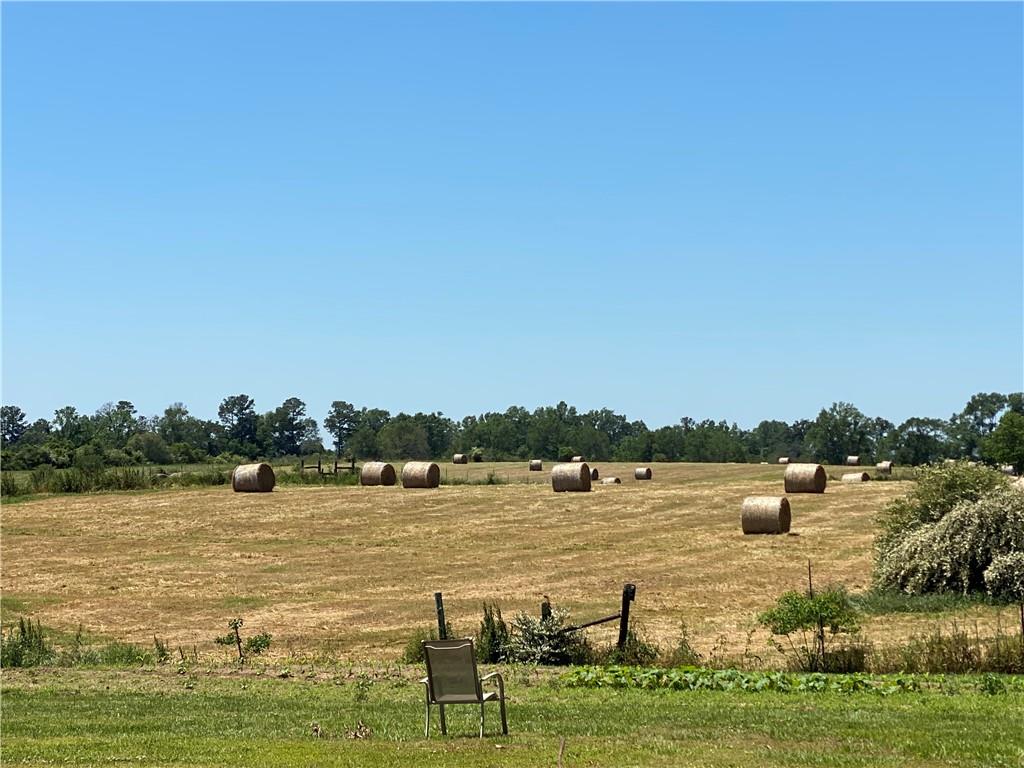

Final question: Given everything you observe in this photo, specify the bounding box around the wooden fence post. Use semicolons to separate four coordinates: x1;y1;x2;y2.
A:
617;583;636;649
434;592;447;639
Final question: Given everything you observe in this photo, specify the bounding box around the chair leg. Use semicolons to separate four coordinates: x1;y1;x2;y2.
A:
424;700;430;738
479;702;485;738
499;696;508;735
439;704;447;735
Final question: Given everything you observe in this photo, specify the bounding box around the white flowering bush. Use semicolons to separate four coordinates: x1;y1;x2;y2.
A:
984;552;1024;603
876;464;1024;596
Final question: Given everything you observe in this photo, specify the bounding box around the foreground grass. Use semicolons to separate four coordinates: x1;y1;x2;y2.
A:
2;668;1023;767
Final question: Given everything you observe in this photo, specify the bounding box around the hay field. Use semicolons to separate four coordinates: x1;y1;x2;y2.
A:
0;462;1003;661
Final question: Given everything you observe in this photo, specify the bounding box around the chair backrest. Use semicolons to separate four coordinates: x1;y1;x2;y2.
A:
422;638;481;703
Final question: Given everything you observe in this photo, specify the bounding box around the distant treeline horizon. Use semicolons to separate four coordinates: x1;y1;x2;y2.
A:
1;391;1022;472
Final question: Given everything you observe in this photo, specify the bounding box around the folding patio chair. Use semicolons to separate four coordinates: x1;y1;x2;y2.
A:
420;638;508;737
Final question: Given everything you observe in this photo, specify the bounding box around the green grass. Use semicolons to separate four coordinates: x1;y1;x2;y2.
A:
851;590;1001;615
2;668;1023;767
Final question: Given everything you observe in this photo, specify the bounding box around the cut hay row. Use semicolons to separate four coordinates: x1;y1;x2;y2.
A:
552;462;591;492
783;463;826;494
360;462;396;486
741;496;791;534
231;463;275;493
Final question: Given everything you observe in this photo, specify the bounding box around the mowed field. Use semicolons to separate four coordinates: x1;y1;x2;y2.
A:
0;462;1005;660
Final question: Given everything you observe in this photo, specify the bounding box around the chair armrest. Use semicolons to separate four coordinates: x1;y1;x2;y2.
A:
419;677;429;684
480;671;505;698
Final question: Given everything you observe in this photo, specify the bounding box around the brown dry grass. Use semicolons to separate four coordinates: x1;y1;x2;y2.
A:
0;462;1008;662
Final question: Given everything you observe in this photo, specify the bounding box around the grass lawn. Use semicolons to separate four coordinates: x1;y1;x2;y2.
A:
2;667;1023;767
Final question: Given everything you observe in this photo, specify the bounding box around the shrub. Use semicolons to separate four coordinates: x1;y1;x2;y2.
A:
477;603;509;663
876;487;1024;595
876;462;1005;556
758;587;860;672
984;551;1024;604
400;623;454;664
503;608;593;665
599;626;660;666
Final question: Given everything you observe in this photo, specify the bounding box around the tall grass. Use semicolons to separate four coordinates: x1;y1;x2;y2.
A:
0;466;229;497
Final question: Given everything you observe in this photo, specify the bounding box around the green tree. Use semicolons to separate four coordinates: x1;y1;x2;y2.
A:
52;406;90;446
323;401;358;456
265;398;319;457
377;415;430;459
127;432;173;464
982;411;1024;474
217;394;260;457
890;417;952;466
803;402;871;464
951;392;1009;459
1;405;28;447
92;401;142;448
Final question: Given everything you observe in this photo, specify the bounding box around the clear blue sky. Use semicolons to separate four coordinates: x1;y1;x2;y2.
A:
3;2;1022;430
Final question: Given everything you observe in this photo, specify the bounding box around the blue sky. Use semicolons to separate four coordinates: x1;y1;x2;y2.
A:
2;2;1022;430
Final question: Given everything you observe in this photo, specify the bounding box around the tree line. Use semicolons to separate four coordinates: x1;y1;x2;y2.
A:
1;392;1022;472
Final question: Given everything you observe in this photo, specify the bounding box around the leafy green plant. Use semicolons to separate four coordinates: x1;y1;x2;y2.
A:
758;587;860;672
244;631;272;656
560;665;1024;696
214;618;245;661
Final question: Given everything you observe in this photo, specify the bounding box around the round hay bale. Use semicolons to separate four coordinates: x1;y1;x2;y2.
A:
591;467;600;481
784;463;827;494
360;461;396;486
529;459;543;471
841;472;870;483
876;460;894;474
570;455;585;463
741;496;791;534
777;457;790;465
601;477;621;485
232;463;275;493
634;467;653;480
452;453;468;465
846;456;860;466
552;462;591;492
402;461;440;489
